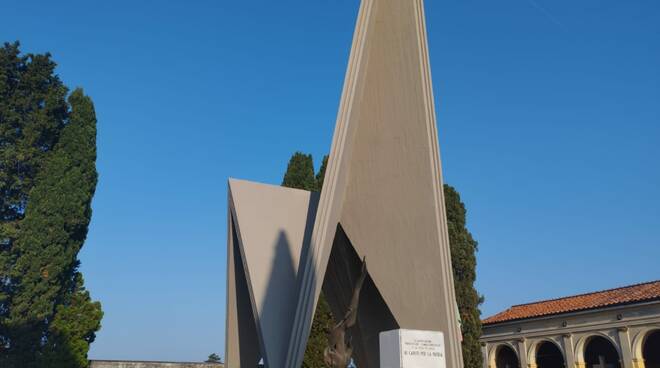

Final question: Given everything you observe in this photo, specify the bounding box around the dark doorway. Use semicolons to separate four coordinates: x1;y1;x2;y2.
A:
643;330;660;368
537;341;565;368
496;345;520;368
585;336;621;368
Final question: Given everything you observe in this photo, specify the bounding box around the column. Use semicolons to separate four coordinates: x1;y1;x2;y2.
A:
632;358;646;368
618;327;634;368
516;339;529;368
563;334;576;368
482;342;491;368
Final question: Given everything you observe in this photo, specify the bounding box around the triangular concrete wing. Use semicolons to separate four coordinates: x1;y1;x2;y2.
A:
285;0;465;367
226;179;319;367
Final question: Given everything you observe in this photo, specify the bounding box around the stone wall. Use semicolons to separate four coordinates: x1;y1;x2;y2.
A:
90;360;223;368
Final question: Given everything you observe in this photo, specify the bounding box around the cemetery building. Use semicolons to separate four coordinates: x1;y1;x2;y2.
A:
480;280;660;368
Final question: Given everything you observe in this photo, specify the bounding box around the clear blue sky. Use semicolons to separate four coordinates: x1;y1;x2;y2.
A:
2;0;659;363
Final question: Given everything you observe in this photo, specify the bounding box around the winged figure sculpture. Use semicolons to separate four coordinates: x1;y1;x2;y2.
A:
323;257;367;368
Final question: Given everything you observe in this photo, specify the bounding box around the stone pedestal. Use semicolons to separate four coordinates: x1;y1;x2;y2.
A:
380;329;446;368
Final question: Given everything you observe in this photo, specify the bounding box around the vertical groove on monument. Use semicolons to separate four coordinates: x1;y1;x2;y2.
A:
322;225;399;368
227;215;262;367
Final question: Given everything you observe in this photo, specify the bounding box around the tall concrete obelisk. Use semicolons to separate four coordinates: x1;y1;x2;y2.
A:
284;0;465;367
225;0;464;367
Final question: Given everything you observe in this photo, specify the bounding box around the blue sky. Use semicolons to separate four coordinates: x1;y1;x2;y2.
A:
2;0;659;363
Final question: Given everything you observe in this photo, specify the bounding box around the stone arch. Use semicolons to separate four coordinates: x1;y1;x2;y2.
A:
632;327;660;368
528;338;566;367
575;332;621;365
581;334;623;368
490;342;521;368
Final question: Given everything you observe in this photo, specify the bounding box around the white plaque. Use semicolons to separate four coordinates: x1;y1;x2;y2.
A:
379;329;446;368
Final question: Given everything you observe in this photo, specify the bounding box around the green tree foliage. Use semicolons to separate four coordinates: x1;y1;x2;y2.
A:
444;184;483;368
281;152;335;368
315;155;328;191
301;296;334;368
206;353;222;363
282;152;317;191
0;42;102;368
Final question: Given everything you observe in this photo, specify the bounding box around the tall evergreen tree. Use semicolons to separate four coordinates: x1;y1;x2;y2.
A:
444;184;483;368
282;152;317;191
0;42;102;368
281;152;335;368
315;155;328;191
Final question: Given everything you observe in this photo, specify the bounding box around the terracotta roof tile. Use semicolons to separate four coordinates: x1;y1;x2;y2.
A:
482;280;660;325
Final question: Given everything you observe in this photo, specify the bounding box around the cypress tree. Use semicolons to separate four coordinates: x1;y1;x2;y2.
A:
444;184;483;368
315;155;328;191
281;152;335;368
282;152;317;191
0;42;102;368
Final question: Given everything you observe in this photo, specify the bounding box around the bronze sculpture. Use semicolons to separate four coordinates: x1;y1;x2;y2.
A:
324;257;367;368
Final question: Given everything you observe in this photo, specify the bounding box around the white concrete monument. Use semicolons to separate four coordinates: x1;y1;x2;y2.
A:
380;329;447;368
225;0;464;367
